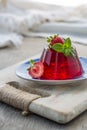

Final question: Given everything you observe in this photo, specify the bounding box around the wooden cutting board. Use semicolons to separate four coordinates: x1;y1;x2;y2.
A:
0;55;87;124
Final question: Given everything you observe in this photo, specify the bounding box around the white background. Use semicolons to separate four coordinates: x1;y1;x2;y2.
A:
32;0;87;7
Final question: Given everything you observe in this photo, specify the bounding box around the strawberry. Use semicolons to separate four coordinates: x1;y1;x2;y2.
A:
47;34;64;46
27;60;44;78
51;36;64;45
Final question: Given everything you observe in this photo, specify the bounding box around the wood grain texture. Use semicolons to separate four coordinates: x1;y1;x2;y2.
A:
0;62;87;125
0;54;87;123
0;102;87;130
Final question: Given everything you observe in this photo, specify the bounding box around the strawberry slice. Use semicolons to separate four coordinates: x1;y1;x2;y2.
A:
27;60;44;78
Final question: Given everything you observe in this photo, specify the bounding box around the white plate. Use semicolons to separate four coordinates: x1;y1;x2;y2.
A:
16;57;87;85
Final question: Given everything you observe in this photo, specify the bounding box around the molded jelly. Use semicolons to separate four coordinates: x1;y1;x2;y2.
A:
40;47;83;80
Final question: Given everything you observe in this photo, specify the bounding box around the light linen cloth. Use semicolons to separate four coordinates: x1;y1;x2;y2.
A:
0;0;87;47
0;32;22;48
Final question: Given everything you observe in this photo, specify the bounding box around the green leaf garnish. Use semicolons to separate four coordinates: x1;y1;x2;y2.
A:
30;59;35;66
52;37;76;57
27;59;35;71
51;43;63;52
63;38;71;49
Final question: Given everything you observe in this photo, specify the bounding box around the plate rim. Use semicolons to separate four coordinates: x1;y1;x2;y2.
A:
16;57;87;85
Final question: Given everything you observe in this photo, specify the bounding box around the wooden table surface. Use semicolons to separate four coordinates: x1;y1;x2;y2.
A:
0;37;87;130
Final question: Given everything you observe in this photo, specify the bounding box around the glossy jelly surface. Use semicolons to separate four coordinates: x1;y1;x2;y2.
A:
40;47;83;80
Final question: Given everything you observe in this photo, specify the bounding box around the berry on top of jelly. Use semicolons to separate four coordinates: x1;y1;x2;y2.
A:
40;34;83;80
47;34;64;45
47;34;76;57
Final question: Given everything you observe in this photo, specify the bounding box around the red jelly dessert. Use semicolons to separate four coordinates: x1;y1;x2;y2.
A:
40;35;83;80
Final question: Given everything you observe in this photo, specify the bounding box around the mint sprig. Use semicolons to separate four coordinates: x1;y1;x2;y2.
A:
51;37;76;57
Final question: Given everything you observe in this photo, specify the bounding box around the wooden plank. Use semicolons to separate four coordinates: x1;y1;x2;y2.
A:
0;38;87;129
0;54;87;123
